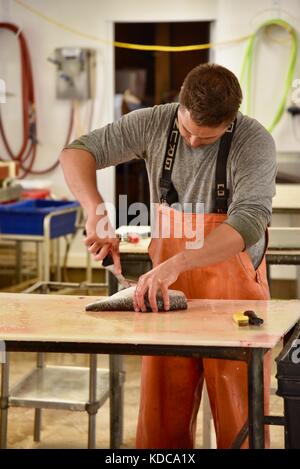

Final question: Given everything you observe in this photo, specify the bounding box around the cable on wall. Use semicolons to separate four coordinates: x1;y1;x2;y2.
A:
240;19;298;133
13;0;251;52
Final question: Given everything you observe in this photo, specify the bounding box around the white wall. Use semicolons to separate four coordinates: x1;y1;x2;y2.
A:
0;0;299;267
215;0;300;152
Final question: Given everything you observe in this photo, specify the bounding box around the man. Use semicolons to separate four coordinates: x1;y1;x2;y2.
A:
59;63;277;448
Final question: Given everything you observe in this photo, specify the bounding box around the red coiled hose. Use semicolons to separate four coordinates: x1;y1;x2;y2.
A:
0;22;73;178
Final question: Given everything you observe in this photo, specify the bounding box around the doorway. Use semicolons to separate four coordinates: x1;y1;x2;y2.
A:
114;21;210;226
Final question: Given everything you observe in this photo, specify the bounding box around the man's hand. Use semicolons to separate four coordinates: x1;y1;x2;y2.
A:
84;213;121;275
133;259;180;312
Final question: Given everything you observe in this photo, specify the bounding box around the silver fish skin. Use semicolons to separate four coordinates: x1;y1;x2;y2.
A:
85;286;188;312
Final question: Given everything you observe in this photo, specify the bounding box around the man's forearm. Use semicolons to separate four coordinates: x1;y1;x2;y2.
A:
175;223;245;274
59;148;103;213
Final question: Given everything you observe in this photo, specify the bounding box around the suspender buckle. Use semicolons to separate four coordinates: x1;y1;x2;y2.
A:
217;183;225;197
215;188;230;200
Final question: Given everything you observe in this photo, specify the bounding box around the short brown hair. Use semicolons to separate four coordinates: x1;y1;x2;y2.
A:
179;63;242;126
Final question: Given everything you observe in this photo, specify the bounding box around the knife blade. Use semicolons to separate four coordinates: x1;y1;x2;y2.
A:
102;253;133;289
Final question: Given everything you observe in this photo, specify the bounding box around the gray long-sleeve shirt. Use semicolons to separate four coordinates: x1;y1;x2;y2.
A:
66;103;277;268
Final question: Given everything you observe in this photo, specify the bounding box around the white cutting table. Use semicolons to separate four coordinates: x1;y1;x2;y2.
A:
0;293;300;449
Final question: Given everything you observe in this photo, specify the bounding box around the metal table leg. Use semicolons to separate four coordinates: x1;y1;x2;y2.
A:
109;355;124;449
34;352;44;442
33;408;42;442
36;242;43;281
87;354;98;449
107;271;124;448
0;353;9;449
43;234;50;282
55;238;61;282
248;348;265;449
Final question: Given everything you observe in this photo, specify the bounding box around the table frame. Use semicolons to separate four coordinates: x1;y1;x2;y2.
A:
2;333;293;450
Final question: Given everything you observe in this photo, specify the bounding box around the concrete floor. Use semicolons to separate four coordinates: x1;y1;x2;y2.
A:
2;348;284;449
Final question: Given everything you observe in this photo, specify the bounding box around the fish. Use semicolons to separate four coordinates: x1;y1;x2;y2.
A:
85;286;188;312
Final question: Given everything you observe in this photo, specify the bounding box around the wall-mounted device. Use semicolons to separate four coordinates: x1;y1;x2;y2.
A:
49;48;96;100
287;106;300;117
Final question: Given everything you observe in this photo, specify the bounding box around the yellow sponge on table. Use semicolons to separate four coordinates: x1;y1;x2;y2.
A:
233;313;249;327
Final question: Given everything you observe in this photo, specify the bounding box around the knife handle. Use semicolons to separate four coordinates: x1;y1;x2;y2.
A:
102;254;114;267
243;310;264;326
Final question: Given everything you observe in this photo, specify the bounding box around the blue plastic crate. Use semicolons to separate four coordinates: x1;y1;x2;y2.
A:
0;200;80;238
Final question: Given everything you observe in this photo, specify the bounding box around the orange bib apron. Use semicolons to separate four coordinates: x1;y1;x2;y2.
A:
136;206;271;449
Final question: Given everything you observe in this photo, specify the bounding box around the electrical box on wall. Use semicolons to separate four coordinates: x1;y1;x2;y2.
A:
53;48;96;100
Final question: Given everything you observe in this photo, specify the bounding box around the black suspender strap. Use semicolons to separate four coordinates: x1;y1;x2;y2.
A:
159;108;237;211
213;119;237;214
159;107;180;205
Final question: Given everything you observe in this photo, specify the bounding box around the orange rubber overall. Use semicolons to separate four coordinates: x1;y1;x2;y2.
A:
136;205;271;449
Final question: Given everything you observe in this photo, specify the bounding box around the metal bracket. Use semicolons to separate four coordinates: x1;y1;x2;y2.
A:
85;400;101;415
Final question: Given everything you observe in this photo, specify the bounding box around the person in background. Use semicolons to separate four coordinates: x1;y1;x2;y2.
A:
59;63;277;449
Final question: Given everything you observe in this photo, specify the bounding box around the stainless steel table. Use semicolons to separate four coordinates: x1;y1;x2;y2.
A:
1;293;300;449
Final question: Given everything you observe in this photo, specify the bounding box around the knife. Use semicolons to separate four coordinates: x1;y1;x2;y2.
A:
102;253;133;289
83;229;133;289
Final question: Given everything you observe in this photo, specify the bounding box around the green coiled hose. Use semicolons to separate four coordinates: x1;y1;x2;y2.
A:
240;18;298;133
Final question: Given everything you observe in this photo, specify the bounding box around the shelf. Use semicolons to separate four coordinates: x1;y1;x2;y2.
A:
9;365;110;411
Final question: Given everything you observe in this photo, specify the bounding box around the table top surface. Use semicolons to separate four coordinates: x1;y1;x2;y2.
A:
0;293;299;349
272;184;300;210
